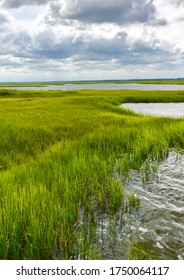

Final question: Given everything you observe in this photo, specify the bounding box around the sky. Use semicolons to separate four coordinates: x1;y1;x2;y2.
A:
0;0;184;82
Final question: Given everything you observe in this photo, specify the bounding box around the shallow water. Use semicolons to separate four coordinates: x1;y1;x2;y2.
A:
121;103;184;118
2;83;184;91
99;150;184;259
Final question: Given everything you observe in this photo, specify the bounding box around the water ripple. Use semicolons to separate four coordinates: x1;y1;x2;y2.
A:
100;149;184;259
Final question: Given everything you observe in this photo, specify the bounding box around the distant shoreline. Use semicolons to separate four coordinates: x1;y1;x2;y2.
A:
1;78;184;87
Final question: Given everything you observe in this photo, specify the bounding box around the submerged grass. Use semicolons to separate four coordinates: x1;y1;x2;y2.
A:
0;89;184;259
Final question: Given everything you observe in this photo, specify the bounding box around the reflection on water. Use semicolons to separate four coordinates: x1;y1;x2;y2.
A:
2;83;184;91
121;103;184;118
98;150;184;260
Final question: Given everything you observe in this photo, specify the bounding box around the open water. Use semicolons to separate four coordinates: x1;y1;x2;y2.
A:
120;103;184;118
2;83;184;91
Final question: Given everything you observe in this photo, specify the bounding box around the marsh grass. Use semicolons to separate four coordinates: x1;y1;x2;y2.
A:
0;89;184;259
128;192;140;209
128;241;154;260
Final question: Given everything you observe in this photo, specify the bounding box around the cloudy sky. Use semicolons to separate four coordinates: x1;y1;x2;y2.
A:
0;0;184;82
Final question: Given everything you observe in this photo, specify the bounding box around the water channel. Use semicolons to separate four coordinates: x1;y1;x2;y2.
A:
99;149;184;260
2;83;184;91
120;103;184;118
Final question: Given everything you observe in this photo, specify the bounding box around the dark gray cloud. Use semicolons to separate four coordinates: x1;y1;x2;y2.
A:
0;25;183;80
44;0;166;26
32;31;78;59
2;28;174;70
81;35;176;67
80;34;129;61
0;25;154;64
29;30;130;61
0;26;177;68
1;0;49;8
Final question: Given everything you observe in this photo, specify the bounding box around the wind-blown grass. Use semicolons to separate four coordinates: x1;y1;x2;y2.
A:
0;89;184;259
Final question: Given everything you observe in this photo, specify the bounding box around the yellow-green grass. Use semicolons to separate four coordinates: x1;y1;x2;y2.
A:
0;82;46;87
0;89;184;259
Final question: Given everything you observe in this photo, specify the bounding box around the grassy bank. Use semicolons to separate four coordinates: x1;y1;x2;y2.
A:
1;78;184;87
0;82;45;87
0;89;184;259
